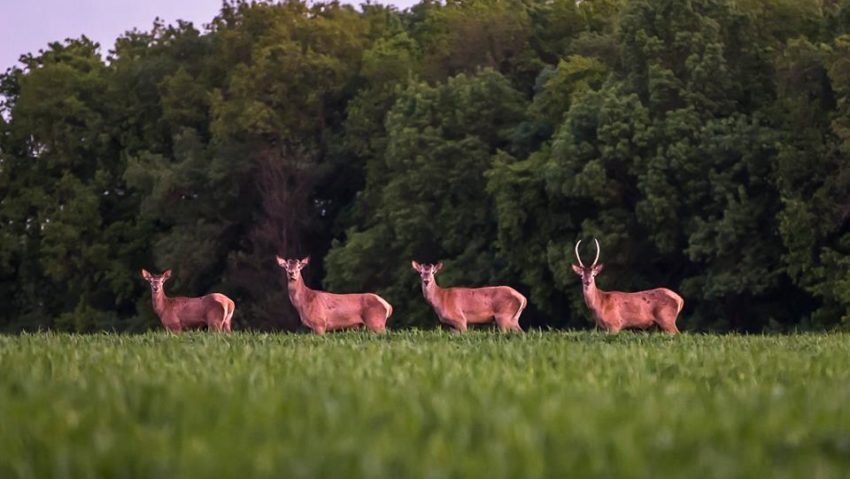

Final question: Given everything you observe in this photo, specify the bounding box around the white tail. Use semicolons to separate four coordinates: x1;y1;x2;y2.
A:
411;261;526;333
219;297;235;331
141;269;235;332
509;290;528;326
277;256;392;335
372;294;393;320
572;239;683;334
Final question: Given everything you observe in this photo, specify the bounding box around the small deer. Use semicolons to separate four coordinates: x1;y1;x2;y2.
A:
140;269;235;332
571;239;683;334
276;256;392;335
411;261;526;332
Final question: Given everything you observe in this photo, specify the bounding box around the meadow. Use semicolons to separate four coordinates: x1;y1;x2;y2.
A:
1;331;848;479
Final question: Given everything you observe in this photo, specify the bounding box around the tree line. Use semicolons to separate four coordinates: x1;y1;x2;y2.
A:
1;0;848;332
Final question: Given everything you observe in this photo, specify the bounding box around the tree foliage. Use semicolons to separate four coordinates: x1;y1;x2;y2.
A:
1;0;848;331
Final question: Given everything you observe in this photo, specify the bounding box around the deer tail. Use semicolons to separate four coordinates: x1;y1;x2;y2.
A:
220;297;235;331
510;290;527;325
374;294;393;320
662;290;684;316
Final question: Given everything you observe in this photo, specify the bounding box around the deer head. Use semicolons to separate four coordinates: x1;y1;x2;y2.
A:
411;261;443;286
276;256;310;281
141;269;172;293
571;239;604;288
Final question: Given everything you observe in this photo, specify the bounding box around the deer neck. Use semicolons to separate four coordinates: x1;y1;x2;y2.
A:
151;289;172;317
287;275;313;307
582;281;605;313
422;279;444;307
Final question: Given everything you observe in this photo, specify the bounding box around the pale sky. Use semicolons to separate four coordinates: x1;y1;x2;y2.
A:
0;0;418;72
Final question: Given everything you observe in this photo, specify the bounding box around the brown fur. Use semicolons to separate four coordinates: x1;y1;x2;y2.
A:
141;269;235;332
572;246;683;334
412;261;526;332
277;256;392;335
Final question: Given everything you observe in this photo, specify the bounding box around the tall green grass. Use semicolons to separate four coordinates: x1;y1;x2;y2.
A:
1;331;848;478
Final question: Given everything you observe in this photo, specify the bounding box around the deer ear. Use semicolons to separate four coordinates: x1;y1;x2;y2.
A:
571;264;583;276
592;264;604;275
411;261;422;272
433;262;444;273
162;269;172;280
141;269;151;280
276;256;286;268
300;256;310;266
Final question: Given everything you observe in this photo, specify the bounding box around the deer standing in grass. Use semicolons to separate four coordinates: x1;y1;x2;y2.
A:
141;269;235;332
277;256;392;335
572;239;683;334
411;261;526;332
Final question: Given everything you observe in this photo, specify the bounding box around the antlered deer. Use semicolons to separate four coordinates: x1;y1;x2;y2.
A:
411;261;526;332
140;269;235;332
572;239;683;334
276;256;392;335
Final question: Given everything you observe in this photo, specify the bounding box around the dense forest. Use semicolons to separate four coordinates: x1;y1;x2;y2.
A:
1;0;849;332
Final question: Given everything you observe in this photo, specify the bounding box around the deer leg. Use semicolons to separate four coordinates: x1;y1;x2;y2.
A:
450;322;467;334
443;318;467;334
495;313;522;332
606;322;622;334
659;317;680;334
207;317;222;332
365;318;387;333
219;305;233;332
165;324;181;334
497;321;523;333
654;305;680;334
207;310;228;332
437;311;466;333
602;311;624;333
438;321;456;333
364;312;387;333
495;313;510;331
454;312;469;333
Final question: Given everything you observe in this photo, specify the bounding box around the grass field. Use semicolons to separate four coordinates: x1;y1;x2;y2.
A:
1;331;849;478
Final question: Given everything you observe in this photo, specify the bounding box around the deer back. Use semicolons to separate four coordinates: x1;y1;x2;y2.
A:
158;294;229;329
434;285;522;319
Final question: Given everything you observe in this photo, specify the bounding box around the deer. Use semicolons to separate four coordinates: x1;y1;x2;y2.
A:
276;256;393;335
571;239;683;334
140;269;235;332
411;261;527;333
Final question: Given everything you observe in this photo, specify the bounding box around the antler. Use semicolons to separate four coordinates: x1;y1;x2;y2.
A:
574;240;585;267
592;238;601;266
